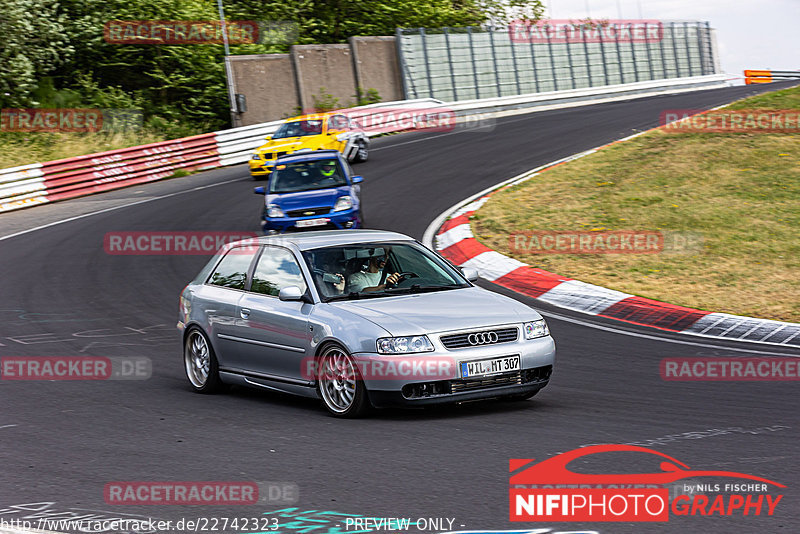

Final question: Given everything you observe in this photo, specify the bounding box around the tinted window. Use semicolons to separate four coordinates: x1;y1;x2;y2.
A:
269;159;347;193
272;120;323;139
251;247;307;296
208;248;254;290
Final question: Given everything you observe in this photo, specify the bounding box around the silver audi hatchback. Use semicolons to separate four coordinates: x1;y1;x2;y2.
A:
178;230;555;417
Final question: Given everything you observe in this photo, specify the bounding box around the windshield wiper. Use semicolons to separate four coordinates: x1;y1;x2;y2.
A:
324;291;388;302
385;284;463;294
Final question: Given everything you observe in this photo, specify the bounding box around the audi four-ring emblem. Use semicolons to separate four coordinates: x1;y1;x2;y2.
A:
467;331;499;345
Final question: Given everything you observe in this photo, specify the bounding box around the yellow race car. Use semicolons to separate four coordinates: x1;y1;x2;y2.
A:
249;112;370;179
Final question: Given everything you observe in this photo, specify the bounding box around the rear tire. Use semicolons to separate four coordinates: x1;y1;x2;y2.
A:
352;141;369;163
316;343;370;417
184;327;223;393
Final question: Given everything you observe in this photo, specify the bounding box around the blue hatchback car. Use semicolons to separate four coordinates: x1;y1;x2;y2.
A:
254;150;363;234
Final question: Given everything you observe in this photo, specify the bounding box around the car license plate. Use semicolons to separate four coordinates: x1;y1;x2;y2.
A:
460;355;520;379
296;218;328;228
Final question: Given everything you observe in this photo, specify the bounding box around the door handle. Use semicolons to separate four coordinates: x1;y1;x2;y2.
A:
240;308;251;319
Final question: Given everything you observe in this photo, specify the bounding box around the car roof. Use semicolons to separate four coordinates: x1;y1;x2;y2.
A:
283;112;336;122
275;150;342;164
229;230;415;251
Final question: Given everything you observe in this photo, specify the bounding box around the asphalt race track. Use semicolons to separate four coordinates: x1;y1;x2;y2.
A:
1;82;798;534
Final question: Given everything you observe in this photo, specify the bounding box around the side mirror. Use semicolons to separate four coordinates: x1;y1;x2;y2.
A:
278;286;304;302
264;135;272;141
461;267;479;282
351;175;363;184
254;186;266;195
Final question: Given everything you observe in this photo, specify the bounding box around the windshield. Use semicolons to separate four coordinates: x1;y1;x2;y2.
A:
302;241;471;301
269;159;348;193
272;119;323;139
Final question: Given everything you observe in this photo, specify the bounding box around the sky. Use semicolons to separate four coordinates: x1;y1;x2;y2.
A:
542;0;799;81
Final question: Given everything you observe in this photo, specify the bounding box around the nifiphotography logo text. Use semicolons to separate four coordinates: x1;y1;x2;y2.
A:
509;444;784;522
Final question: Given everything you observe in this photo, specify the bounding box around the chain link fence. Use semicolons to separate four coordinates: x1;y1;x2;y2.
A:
397;21;718;101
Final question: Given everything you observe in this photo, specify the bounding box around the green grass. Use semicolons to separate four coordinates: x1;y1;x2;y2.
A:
472;85;800;322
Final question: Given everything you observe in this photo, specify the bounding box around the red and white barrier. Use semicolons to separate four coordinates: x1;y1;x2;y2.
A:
0;98;446;214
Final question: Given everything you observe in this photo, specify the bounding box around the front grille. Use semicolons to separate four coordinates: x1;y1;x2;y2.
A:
450;371;522;393
269;151;287;160
286;207;331;218
440;327;518;349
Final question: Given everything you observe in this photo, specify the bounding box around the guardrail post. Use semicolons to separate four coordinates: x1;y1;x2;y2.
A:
508;28;522;95
598;25;609;86
419;28;434;98
565;25;576;89
644;23;655;81
395;28;412;99
527;26;541;92
695;22;706;76
615;24;625;84
467;27;481;99
443;28;459;100
683;22;694;76
630;27;640;82
488;27;503;96
546;24;559;91
670;23;682;77
657;22;668;78
581;24;593;87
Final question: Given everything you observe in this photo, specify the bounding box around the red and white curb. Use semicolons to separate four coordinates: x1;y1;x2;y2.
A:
423;144;800;349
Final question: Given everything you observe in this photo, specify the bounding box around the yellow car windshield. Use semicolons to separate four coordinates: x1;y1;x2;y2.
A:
272;120;323;139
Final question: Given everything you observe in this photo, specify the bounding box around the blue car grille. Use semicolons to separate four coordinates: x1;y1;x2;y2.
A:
286;207;331;218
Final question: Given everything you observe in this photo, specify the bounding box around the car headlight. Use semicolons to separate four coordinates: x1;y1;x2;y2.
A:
251;153;261;161
377;336;435;354
267;204;285;218
332;195;353;212
523;319;549;339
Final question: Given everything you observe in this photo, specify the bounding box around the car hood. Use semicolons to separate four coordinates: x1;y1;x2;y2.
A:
258;138;318;154
267;186;349;210
329;286;541;337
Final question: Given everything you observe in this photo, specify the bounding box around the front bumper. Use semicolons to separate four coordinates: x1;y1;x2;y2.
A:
262;209;361;233
249;160;275;177
352;334;556;407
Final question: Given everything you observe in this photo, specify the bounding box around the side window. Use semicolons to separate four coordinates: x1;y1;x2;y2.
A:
328;114;348;131
251;247;307;296
207;247;255;290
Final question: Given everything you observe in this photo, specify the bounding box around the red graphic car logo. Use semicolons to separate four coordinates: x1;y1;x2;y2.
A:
510;444;785;487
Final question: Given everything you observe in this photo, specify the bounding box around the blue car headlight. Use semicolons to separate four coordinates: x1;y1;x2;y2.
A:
332;195;353;212
377;336;435;354
523;319;549;339
267;204;285;218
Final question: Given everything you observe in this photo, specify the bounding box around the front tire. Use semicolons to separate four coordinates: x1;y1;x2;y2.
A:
316;343;370;417
184;327;223;393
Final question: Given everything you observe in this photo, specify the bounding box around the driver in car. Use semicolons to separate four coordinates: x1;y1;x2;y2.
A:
347;253;401;293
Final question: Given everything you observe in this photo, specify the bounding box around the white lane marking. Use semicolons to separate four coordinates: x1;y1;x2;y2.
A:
0;424;17;429
537;307;800;357
0;178;243;242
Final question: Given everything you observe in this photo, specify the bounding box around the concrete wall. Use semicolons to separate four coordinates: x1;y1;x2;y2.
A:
350;36;405;103
231;37;405;125
229;54;300;124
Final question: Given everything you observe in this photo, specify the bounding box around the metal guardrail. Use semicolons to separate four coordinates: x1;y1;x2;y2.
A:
0;78;726;214
744;69;800;84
